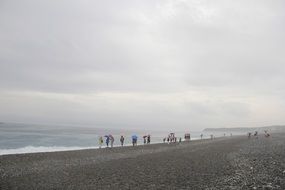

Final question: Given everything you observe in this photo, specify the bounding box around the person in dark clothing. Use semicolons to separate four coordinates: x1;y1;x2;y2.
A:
120;135;124;146
105;136;110;147
147;135;151;144
248;132;252;139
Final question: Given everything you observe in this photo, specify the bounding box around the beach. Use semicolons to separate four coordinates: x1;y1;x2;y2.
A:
1;134;285;189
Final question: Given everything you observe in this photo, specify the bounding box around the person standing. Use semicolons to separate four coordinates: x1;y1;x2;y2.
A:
254;131;258;138
248;132;252;139
147;135;151;144
99;136;103;148
264;130;270;137
110;135;114;148
132;135;138;146
105;136;110;147
120;135;124;146
200;134;203;139
185;133;190;141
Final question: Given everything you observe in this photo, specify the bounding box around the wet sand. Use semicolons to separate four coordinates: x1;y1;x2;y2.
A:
1;134;285;189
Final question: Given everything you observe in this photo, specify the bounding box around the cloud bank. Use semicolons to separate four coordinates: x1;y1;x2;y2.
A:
1;0;285;130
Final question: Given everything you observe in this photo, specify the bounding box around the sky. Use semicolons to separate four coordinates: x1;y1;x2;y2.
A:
0;0;285;131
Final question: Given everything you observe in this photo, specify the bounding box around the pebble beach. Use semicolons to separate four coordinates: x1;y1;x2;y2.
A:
1;134;285;189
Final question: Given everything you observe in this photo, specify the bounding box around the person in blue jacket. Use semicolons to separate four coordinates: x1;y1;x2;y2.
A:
105;136;110;147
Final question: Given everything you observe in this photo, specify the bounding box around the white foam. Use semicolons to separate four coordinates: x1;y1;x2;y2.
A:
0;146;99;155
0;137;210;156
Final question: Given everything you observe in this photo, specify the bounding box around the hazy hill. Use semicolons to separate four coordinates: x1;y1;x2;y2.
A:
203;125;285;133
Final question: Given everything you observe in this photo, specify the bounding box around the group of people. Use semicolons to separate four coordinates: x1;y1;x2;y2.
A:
163;133;178;143
143;135;151;144
247;131;258;139
162;133;216;143
98;135;115;148
248;130;271;138
98;134;151;148
163;133;199;143
99;132;219;148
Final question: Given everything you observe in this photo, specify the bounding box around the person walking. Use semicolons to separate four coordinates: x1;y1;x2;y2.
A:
132;135;138;146
105;135;110;147
254;131;258;139
120;135;124;146
147;135;151;144
264;130;270;137
143;136;147;144
109;135;114;148
99;136;103;148
248;132;252;139
200;134;203;139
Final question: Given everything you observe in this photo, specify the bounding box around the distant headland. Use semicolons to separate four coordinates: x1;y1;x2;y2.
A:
203;125;285;133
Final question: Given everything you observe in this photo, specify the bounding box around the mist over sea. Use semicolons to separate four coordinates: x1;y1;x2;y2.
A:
0;122;231;155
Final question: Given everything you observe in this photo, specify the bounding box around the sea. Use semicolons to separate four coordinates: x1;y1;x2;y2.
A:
0;122;232;155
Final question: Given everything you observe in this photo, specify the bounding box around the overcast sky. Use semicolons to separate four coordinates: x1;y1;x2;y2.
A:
1;0;285;130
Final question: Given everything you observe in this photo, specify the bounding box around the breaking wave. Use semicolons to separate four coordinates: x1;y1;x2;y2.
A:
0;146;99;156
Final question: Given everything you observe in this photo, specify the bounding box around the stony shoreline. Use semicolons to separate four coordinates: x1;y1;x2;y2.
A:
1;134;284;189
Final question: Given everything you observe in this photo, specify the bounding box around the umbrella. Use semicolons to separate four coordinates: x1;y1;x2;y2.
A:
109;134;114;140
132;135;138;140
143;135;147;138
104;135;110;138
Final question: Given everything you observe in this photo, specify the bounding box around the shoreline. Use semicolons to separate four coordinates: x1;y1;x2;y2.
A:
1;134;284;189
0;136;211;156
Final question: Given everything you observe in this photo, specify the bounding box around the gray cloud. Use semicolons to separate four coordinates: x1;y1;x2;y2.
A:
1;0;285;130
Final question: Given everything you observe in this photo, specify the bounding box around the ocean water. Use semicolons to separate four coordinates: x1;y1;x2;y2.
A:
0;122;229;155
